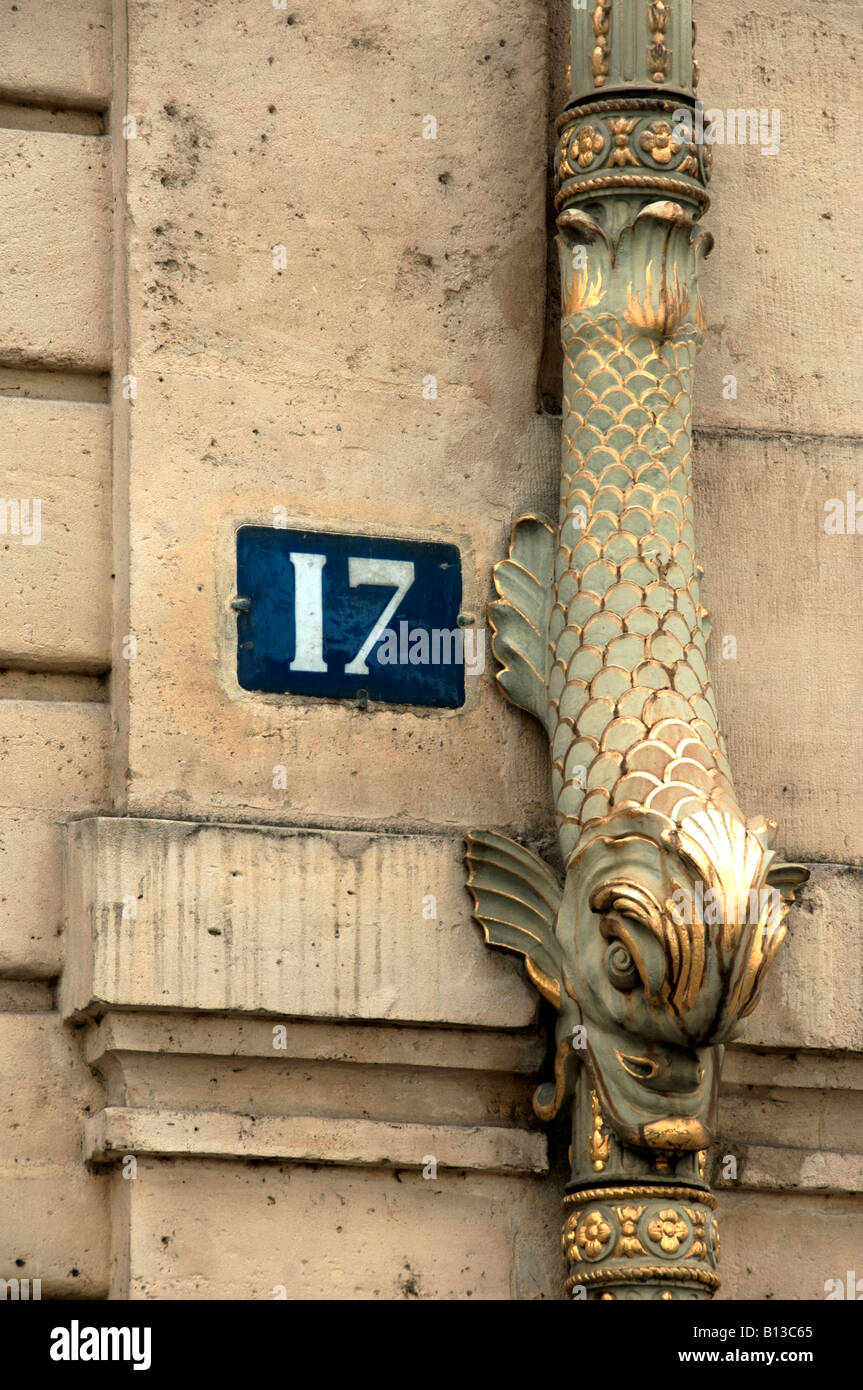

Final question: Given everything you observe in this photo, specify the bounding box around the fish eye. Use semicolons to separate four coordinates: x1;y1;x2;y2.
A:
605;939;640;991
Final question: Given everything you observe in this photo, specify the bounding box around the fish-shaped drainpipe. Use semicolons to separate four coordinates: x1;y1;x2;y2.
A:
466;0;807;1300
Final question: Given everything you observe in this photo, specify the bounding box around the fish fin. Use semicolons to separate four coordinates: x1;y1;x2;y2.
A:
490;515;554;726
465;829;563;1008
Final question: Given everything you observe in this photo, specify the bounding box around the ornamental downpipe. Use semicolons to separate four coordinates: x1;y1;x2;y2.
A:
466;1;808;1300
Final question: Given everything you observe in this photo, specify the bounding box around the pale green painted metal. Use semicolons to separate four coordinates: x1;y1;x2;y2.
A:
467;0;807;1300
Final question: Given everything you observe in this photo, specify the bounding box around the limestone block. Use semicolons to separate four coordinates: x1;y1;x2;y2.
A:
742;863;863;1053
102;1056;536;1131
718;1146;863;1196
116;0;553;829
0;980;51;1011
82;1009;543;1146
107;1156;863;1300
0;1013;109;1298
114;1159;564;1300
724;1048;863;1095
60;817;539;1028
695;430;863;864
718;1093;863;1177
717;1049;863;1189
0;703;109;977
694;0;863;434
123;1;545;397
0;399;111;670
118;436;551;830
716;1191;863;1301
0;0;111;108
0;131;111;371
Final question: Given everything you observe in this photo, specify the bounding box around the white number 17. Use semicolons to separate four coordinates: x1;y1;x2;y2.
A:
288;552;415;675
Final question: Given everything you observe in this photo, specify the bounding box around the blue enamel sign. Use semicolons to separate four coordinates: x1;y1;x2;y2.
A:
235;526;467;708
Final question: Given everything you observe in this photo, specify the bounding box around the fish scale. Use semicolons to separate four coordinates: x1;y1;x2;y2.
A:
548;312;737;864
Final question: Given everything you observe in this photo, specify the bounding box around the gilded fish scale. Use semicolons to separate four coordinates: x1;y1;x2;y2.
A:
551;310;735;865
467;204;807;1138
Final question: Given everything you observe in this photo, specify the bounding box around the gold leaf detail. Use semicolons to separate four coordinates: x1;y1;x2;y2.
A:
607;117;639;168
573;124;605;169
576;1209;613;1259
588;1087;611;1171
640;120;675;165
614;1204;647;1258
647;1208;689;1254
591;2;611;87
625;261;690;337
565;265;606;316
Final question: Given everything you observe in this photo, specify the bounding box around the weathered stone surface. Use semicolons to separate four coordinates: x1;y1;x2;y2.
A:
0;703;109;977
0;1013;109;1298
93;1152;863;1300
86;1108;548;1176
61;818;539;1028
716;1191;863;1302
0;979;52;1012
0;399;111;671
716;1051;863;1200
694;1;862;435
718;1145;863;1196
114;1159;564;1300
0;131;111;370
696;431;863;865
114;0;552;832
744;863;863;1053
0;0;111;107
84;1010;545;1076
82;1007;545;1171
0;703;109;811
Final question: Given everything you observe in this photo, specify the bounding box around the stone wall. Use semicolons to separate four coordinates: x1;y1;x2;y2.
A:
0;0;859;1300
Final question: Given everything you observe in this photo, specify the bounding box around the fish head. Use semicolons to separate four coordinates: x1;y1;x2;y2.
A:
557;803;807;1149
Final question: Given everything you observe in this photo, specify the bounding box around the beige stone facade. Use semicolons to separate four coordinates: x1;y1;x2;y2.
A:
0;0;860;1300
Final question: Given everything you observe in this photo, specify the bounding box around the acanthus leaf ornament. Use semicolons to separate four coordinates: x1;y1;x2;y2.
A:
466;0;808;1300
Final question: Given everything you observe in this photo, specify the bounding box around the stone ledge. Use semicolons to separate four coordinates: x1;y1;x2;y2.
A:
715;1146;863;1195
724;1047;863;1093
83;1010;545;1075
84;1107;549;1176
62;817;862;1051
76;1010;863;1196
60;817;538;1030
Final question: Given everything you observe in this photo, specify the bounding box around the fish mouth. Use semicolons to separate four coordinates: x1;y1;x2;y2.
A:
587;1026;717;1151
641;1116;711;1150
